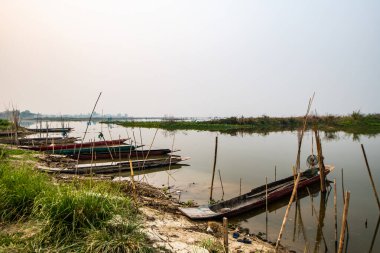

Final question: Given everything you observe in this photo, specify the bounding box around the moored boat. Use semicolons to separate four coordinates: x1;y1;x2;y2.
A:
71;148;179;160
38;155;190;174
26;127;73;133
19;139;128;151
45;144;135;155
179;165;334;220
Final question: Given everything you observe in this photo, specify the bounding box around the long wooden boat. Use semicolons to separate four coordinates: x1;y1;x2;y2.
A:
26;127;73;133
38;155;190;174
1;137;79;145
179;165;334;220
19;139;128;151
71;148;179;160
45;144;135;155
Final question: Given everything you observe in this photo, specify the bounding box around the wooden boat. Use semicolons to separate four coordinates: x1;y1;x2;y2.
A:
1;137;79;145
0;131;25;137
38;155;190;174
26;127;73;133
19;139;128;151
45;144;135;155
179;165;334;220
71;148;179;160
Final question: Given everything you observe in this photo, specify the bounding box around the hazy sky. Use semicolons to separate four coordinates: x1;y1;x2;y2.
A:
1;0;379;117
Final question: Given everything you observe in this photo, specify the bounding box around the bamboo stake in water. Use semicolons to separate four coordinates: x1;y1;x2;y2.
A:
361;144;380;212
266;176;268;241
334;179;338;252
209;136;218;201
218;170;224;199
275;173;301;251
240;178;242;196
314;129;326;192
76;92;102;170
295;93;315;172
338;191;351;253
223;217;229;253
275;165;277;181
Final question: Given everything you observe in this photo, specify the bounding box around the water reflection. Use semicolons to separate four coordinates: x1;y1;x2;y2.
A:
370;216;380;253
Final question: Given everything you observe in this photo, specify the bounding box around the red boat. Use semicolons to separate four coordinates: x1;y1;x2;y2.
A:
179;165;334;220
19;138;129;151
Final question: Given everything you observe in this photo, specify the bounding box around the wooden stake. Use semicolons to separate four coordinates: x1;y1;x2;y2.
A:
295;93;315;172
314;129;326;192
218;170;224;199
209;136;218;201
338;191;350;253
275;165;277;181
266;176;268;241
361;144;380;212
240;178;242;196
223;217;229;253
275;173;301;251
334;179;338;252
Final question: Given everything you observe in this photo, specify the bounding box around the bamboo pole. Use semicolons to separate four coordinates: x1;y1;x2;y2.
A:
361;144;380;212
218;170;224;199
223;217;229;253
209;136;218;201
295;93;315;173
275;165;277;181
275;173;301;251
338;191;350;253
240;178;242;196
266;176;268;241
334;179;338;252
314;129;326;192
76;92;102;168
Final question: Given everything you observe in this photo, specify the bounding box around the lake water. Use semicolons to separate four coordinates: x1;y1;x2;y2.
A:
23;120;380;252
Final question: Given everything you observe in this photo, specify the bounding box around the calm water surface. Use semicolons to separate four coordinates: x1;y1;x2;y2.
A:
24;121;380;252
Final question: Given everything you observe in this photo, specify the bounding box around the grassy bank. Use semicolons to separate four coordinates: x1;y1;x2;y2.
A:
0;146;153;252
113;112;380;135
0;119;10;131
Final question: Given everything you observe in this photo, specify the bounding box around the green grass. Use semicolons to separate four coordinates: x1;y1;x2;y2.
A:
0;119;11;131
199;238;225;253
0;146;153;252
113;112;380;135
0;161;51;221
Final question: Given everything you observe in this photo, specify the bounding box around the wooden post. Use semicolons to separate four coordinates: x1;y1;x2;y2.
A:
361;144;380;211
338;191;350;253
275;165;277;181
223;217;228;253
209;136;218;201
218;170;224;199
314;130;326;192
266;176;268;241
275;173;301;251
334;179;338;252
239;178;242;196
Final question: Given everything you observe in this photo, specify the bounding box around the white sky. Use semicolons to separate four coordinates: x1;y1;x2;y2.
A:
0;0;379;117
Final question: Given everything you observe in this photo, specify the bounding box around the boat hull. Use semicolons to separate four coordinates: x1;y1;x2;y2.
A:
179;165;334;220
19;139;128;151
38;156;190;174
